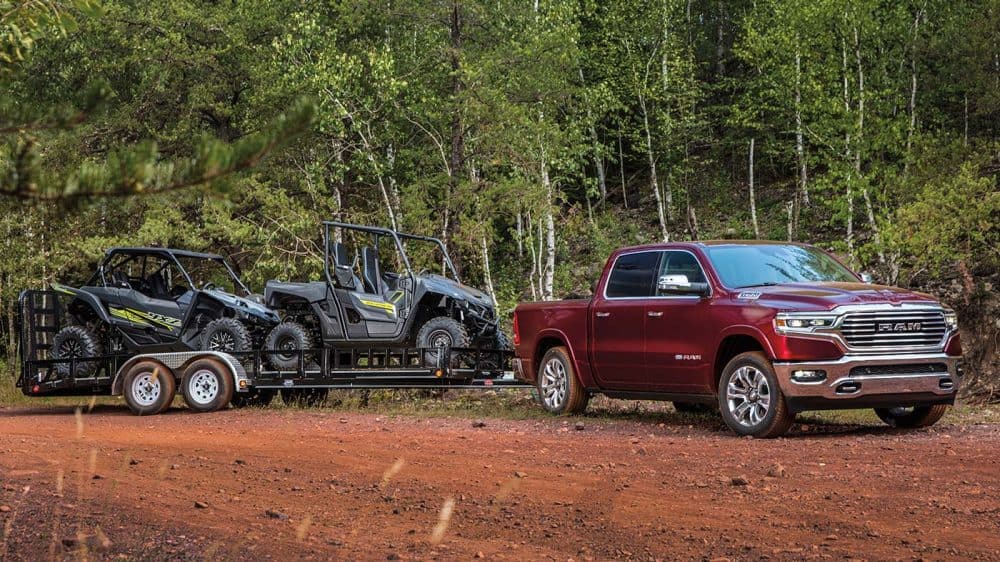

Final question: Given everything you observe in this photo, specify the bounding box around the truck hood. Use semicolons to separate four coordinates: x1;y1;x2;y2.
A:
420;274;495;311
205;289;280;323
743;282;941;312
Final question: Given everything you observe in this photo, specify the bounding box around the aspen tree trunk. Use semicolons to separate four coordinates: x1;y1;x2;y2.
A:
749;138;759;239
842;36;854;258
526;211;538;301
618;130;628;209
794;46;809;207
579;68;607;203
541;154;556;301
715;1;725;76
786;201;794;241
639;93;669;242
903;8;922;177
480;235;498;309
443;0;464;269
854;25;884;264
516;212;523;258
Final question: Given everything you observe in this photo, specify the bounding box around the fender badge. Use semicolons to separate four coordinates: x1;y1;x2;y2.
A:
737;291;762;300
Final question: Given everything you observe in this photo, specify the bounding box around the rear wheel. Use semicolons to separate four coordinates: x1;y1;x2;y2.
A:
51;325;102;377
265;322;313;370
718;352;794;438
200;318;251;353
537;346;589;415
874;404;948;428
122;361;176;416
180;358;234;413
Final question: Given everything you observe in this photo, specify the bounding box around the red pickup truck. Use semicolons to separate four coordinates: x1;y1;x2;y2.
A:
512;241;963;437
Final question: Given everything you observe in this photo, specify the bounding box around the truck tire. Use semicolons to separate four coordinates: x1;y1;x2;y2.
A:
265;322;313;370
122;361;176;416
537;346;589;415
231;389;275;408
51;325;102;377
718;352;794;438
874;404;948;428
280;388;329;407
200;318;251;353
416;317;471;368
180;358;234;413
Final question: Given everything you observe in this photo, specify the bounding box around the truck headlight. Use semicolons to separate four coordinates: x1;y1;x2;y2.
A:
774;314;836;333
944;309;958;330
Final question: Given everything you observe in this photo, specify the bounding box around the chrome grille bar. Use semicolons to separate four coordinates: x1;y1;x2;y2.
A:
838;310;946;349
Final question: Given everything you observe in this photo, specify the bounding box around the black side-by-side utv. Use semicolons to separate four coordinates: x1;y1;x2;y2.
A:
263;222;508;370
49;247;279;375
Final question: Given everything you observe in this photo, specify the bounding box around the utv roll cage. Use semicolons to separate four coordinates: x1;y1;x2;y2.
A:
88;247;251;296
322;221;460;287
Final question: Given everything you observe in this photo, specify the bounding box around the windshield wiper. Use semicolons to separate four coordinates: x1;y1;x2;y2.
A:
734;282;781;289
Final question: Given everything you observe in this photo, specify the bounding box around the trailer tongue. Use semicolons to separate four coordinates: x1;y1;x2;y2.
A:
18;290;525;415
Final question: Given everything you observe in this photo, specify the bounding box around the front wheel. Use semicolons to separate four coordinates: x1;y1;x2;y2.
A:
718;352;794;438
537;346;589;415
200;318;251;353
874;404;948;428
416;317;471;368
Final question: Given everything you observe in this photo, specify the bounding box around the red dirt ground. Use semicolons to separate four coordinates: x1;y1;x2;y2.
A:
1;405;998;561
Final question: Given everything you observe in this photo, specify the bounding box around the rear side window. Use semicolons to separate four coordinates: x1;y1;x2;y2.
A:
605;251;660;298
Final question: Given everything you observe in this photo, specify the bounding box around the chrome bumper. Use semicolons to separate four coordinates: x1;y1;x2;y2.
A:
773;353;962;411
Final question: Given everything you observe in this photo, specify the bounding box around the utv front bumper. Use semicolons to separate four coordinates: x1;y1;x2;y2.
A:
772;353;962;413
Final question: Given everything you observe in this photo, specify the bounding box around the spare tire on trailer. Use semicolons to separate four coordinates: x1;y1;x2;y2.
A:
200;317;251;353
416;316;471;369
51;325;102;377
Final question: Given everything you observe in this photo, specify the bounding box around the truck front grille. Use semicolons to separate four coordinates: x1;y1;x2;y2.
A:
839;310;947;349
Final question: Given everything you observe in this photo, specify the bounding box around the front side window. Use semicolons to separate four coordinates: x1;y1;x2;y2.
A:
605;251;660;298
705;244;857;289
655;251;708;296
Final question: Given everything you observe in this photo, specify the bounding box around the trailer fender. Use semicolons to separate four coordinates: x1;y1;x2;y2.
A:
111;351;250;396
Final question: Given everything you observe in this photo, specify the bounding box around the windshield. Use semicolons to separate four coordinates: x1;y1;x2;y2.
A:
704;244;858;288
175;257;248;295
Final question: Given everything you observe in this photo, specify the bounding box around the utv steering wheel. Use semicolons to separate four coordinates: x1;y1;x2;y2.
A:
203;282;216;291
417;268;430;277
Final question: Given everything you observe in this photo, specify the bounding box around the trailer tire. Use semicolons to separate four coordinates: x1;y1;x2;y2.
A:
180;358;234;413
265;322;313;370
51;325;103;377
231;389;275;408
874;404;948;429
200;318;251;353
122;361;176;416
537;346;589;415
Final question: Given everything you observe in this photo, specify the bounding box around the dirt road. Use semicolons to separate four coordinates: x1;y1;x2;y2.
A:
1;405;999;561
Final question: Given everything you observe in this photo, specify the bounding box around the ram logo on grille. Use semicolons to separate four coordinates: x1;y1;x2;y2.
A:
877;322;922;333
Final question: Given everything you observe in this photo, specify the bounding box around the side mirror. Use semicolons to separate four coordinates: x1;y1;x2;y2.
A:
860;272;874;284
657;274;710;297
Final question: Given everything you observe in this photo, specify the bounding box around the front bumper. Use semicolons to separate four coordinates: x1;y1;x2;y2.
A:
773;353;962;413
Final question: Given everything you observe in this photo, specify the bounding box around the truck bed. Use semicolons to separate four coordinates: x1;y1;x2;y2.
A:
514;298;592;385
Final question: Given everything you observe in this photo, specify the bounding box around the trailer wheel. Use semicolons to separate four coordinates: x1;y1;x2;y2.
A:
122;361;176;416
181;358;234;413
874;404;948;428
201;318;251;353
231;389;275;408
265;322;313;370
51;325;103;377
537;346;589;415
280;388;328;407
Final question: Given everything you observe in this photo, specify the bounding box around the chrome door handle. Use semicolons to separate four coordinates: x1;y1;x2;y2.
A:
647;311;663;318
595;312;611;318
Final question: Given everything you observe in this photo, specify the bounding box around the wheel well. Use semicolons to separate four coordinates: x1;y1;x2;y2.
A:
714;335;766;391
534;337;566;373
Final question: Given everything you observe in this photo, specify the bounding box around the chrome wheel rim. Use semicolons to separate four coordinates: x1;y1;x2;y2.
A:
541;357;567;409
726;366;771;427
131;372;161;407
187;369;219;405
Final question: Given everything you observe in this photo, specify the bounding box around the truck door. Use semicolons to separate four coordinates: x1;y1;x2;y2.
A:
590;250;660;389
644;250;714;392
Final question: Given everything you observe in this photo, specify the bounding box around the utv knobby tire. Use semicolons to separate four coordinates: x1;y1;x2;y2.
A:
230;389;276;408
537;346;589;415
265;322;313;370
180;358;234;413
122;361;176;416
51;325;102;377
200;318;252;353
718;352;794;438
416;316;471;369
874;404;949;429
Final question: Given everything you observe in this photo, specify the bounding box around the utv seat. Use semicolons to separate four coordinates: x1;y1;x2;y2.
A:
331;242;363;291
361;246;386;296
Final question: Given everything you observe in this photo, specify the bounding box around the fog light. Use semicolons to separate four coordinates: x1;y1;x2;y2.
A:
791;370;827;382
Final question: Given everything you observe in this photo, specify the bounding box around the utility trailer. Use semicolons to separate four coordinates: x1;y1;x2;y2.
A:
17;290;527;415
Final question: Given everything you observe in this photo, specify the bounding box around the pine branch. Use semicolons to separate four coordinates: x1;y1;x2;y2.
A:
1;97;315;200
